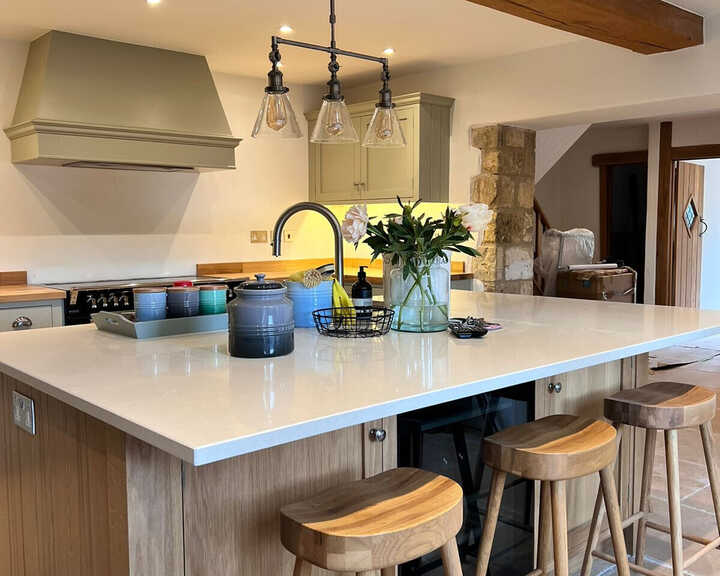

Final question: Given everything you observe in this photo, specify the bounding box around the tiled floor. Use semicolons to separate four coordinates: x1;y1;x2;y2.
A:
592;334;720;576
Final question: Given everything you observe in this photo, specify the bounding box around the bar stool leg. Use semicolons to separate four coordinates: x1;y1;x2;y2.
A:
600;465;630;576
551;480;569;576
665;430;684;576
536;480;552;574
475;468;507;576
636;428;657;567
700;422;720;534
579;481;604;576
441;538;463;576
293;557;312;576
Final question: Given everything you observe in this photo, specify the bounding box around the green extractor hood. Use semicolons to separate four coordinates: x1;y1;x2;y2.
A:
4;31;240;172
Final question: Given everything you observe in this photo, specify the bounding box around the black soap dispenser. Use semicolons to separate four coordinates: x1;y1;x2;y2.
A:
352;266;373;318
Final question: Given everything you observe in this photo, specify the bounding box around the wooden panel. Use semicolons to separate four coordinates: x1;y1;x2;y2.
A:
674;161;704;307
0;285;66;304
125;437;183;576
465;0;703;54
672;144;720;161
198;259;466;276
0;272;27;286
655;122;674;306
0;373;129;576
592;151;649;166
183;425;365;576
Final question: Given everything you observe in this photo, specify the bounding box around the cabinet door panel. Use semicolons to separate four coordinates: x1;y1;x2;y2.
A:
363;107;417;202
310;116;364;203
536;361;622;531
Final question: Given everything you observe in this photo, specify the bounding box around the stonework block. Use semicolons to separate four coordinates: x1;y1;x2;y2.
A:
502;126;527;148
517;177;534;209
503;246;533;281
471;125;501;150
495;211;527;244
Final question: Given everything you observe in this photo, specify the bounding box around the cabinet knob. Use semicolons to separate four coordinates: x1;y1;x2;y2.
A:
369;428;387;442
11;316;32;329
547;382;562;394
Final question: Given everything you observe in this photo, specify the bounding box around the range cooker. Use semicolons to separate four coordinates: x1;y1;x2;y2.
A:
46;275;249;325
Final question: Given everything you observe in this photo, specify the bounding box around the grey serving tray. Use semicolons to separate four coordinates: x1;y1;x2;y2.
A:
92;311;228;339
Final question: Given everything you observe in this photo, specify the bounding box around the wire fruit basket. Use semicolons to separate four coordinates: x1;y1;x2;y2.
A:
312;306;394;338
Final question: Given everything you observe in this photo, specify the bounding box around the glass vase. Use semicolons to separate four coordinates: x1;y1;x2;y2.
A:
383;254;450;333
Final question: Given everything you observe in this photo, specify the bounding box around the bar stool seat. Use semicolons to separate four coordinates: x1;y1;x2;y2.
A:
582;382;720;576
477;414;630;576
605;381;716;429
281;467;463;575
484;414;617;481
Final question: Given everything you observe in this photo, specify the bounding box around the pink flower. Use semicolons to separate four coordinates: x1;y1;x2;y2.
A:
341;204;369;245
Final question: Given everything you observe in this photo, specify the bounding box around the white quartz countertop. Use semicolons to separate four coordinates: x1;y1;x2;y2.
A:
1;292;720;465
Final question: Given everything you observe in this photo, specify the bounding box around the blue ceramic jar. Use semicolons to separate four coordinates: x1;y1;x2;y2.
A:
167;286;200;318
286;280;333;327
227;274;294;358
133;287;167;322
199;284;227;315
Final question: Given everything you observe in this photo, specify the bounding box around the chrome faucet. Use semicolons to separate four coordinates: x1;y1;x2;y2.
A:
272;202;344;283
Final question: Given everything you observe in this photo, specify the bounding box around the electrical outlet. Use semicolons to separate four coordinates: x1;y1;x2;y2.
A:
12;391;35;435
284;229;296;243
250;230;268;244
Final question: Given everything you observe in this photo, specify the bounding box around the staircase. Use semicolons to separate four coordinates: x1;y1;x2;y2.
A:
533;199;551;295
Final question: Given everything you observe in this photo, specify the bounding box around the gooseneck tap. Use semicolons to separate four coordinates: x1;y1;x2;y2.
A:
272;202;344;283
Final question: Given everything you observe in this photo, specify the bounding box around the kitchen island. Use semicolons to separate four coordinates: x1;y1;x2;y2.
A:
1;291;720;576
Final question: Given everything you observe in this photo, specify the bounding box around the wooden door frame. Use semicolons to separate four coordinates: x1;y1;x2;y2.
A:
657;136;720;305
592;151;649;261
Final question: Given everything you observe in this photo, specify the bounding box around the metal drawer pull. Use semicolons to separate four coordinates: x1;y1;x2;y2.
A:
11;316;33;329
369;428;387;442
547;382;562;394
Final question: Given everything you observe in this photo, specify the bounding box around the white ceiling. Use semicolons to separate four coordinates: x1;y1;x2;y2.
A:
0;0;583;84
0;0;716;85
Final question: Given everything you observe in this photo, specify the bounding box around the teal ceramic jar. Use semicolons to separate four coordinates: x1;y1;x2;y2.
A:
199;284;227;315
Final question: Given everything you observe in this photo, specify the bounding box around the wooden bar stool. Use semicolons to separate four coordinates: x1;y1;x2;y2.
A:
280;467;464;576
582;381;720;576
476;414;630;576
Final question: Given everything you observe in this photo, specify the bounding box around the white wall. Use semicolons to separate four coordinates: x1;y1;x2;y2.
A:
693;159;720;310
533;124;649;241
0;38;338;283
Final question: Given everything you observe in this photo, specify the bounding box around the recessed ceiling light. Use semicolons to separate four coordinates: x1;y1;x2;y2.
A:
280;25;293;34
383;48;395;56
146;0;162;5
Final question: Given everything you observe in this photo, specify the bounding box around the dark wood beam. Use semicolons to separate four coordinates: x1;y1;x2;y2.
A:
672;144;720;161
655;121;674;306
465;1;703;54
592;151;648;166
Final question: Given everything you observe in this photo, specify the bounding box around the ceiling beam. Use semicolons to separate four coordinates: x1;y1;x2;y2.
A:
465;0;703;54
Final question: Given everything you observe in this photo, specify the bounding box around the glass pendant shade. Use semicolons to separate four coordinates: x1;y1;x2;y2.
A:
363;106;406;148
252;92;302;139
310;98;359;143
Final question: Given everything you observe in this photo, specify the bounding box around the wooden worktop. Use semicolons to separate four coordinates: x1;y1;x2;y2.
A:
0;271;65;303
197;258;473;286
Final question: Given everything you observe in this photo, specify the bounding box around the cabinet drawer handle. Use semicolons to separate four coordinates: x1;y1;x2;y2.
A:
369;428;387;442
11;316;33;329
547;382;562;394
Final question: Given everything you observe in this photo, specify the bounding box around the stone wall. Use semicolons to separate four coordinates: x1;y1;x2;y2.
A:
471;125;535;294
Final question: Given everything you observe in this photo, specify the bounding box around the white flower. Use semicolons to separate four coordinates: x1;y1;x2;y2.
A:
458;203;493;244
341;204;369;245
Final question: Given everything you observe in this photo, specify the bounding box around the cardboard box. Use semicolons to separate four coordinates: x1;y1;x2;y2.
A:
556;267;636;303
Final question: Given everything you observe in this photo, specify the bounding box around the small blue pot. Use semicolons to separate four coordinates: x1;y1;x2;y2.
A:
133;288;167;322
286;280;333;328
167;287;200;318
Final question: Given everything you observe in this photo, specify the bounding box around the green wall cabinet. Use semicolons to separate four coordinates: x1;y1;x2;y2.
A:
306;93;454;204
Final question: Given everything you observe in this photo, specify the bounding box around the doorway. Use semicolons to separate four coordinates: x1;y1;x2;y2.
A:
599;162;648;302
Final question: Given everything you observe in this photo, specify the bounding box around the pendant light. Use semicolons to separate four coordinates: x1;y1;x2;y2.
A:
254;0;405;147
310;50;358;143
251;40;302;139
363;65;406;148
